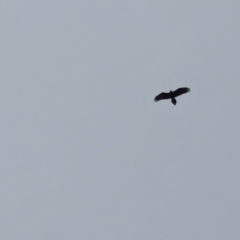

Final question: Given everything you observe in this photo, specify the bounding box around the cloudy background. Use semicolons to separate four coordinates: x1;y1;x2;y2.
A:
1;0;240;239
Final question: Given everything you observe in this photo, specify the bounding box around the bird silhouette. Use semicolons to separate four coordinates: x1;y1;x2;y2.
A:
154;87;190;105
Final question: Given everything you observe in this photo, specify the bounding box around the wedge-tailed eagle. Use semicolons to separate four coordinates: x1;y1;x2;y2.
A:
154;87;190;105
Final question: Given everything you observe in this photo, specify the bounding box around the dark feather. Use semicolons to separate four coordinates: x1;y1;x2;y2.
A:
154;92;171;102
171;98;177;105
172;87;190;98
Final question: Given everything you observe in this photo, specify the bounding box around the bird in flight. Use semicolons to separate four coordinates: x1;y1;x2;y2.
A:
154;87;190;105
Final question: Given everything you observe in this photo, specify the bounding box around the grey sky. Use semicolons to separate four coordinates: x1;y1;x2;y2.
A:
1;1;240;239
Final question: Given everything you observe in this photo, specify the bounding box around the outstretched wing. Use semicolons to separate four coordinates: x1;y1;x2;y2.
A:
154;92;170;102
172;87;190;97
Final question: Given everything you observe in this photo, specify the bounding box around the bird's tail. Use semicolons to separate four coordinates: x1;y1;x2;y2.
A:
171;98;177;105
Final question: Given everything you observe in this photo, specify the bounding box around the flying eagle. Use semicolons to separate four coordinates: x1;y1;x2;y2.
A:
154;87;190;105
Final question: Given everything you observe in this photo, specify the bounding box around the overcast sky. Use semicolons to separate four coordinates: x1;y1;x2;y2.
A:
1;1;240;239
